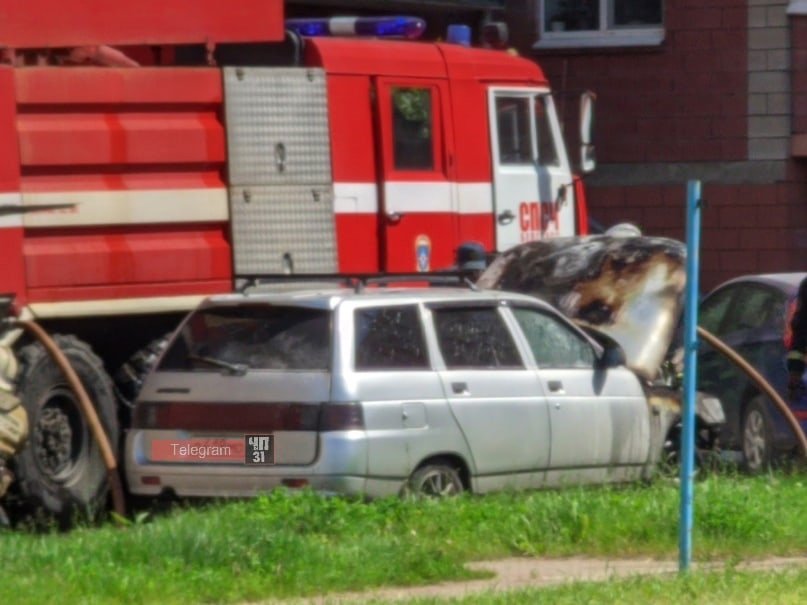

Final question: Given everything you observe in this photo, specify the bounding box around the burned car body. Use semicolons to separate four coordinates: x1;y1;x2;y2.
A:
477;235;686;381
477;235;724;459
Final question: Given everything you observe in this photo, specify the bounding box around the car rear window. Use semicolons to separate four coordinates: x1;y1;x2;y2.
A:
159;305;331;372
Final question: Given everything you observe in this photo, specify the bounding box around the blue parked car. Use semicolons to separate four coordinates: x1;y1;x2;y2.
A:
698;272;807;472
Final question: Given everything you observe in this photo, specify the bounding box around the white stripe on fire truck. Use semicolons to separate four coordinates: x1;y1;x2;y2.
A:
335;182;493;215
21;188;229;228
19;181;494;228
385;181;494;214
455;183;495;214
333;182;378;213
0;192;23;229
26;294;210;319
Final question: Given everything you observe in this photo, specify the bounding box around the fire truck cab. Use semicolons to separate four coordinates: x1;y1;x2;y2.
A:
0;0;593;520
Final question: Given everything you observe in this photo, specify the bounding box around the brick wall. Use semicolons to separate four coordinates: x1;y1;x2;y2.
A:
506;0;805;290
591;181;804;288
792;16;807;140
535;1;748;165
748;0;790;161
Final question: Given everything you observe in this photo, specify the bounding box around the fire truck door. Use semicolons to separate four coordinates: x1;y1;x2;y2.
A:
375;78;456;272
223;67;337;275
488;89;574;250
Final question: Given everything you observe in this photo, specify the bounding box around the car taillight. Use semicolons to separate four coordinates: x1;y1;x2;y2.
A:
785;299;797;349
318;403;364;431
133;402;321;431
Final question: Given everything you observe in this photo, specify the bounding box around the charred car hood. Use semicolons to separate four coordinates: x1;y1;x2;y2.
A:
477;235;686;381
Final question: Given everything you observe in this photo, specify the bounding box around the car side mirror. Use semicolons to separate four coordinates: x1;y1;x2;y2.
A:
599;343;626;369
577;324;624;369
579;91;596;174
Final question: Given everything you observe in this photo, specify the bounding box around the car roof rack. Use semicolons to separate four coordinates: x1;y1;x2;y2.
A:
236;272;478;293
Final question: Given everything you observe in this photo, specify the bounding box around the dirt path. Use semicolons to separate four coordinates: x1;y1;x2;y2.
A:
260;555;807;604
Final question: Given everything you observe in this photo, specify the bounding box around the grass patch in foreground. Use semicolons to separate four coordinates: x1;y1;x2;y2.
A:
1;473;806;604
392;567;807;604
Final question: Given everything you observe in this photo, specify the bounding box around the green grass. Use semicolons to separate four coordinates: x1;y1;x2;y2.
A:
1;473;806;604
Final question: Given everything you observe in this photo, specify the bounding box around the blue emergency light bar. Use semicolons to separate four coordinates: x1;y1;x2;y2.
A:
286;16;426;39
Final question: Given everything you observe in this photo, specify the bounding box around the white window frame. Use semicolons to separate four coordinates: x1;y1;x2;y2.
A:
534;0;665;50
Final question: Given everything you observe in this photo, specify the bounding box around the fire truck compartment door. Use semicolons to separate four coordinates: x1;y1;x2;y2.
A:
375;77;456;273
488;89;574;251
223;67;337;275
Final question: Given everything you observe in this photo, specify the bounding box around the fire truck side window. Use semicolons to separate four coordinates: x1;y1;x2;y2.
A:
495;97;532;164
392;88;434;170
535;96;560;167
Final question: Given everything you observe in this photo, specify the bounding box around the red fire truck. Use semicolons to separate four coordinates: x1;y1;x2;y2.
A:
0;0;594;518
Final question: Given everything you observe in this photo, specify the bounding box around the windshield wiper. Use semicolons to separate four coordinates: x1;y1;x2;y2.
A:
187;354;249;376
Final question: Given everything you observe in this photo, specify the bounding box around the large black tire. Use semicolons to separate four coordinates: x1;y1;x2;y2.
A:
12;335;118;523
742;395;774;474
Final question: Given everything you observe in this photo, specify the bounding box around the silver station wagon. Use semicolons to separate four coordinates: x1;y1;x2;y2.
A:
125;285;714;499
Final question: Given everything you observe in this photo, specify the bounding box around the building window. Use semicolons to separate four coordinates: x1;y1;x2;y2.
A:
536;0;664;49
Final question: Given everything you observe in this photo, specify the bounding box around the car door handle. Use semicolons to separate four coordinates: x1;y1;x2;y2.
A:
452;382;469;395
548;380;564;393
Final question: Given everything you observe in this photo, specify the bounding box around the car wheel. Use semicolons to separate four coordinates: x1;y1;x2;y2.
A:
742;396;773;474
406;463;464;498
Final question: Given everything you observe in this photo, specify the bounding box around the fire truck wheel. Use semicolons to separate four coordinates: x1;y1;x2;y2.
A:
12;335;118;524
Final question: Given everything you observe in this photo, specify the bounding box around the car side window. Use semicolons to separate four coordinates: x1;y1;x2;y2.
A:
762;290;788;331
699;287;735;337
432;306;523;369
721;285;779;334
512;307;595;369
355;305;429;370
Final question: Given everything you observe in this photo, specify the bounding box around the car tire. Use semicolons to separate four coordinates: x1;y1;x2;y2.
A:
405;462;464;498
11;335;119;524
742;395;773;474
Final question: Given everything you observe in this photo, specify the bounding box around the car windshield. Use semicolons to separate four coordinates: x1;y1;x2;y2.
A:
159;304;331;372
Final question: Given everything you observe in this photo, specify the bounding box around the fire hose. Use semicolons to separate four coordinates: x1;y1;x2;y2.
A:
698;326;807;460
13;320;127;517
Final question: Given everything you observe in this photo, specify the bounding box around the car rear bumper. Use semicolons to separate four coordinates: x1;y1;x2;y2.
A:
124;428;403;498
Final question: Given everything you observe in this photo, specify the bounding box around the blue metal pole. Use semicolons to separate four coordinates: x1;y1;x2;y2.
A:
679;179;702;572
